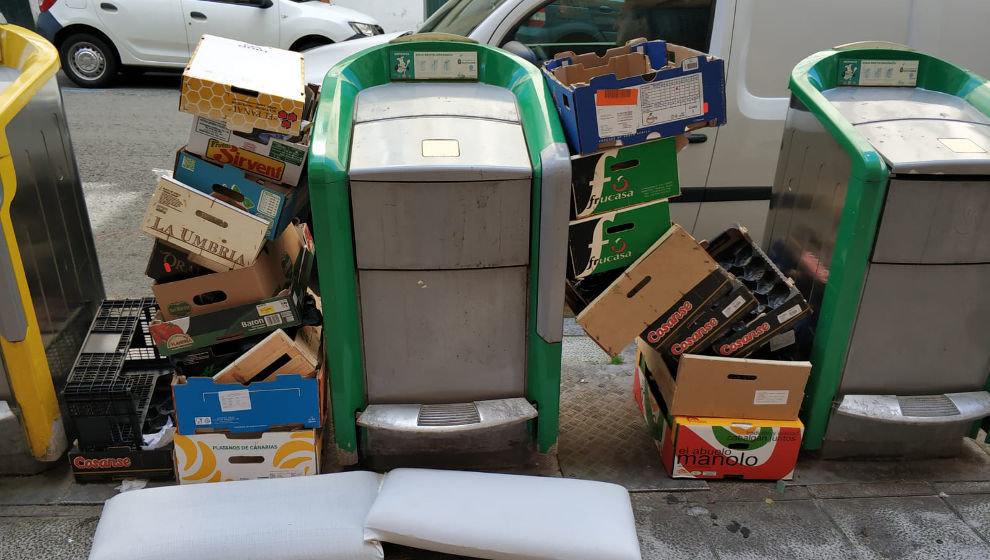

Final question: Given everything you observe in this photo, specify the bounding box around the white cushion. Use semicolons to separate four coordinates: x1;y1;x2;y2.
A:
364;468;642;560
89;471;384;560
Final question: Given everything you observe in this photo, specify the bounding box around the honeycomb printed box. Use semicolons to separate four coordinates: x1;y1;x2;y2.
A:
543;38;726;155
568;198;670;279
141;175;268;272
173;429;319;484
150;291;302;356
151;223;313;320
570;137;679;220
174;150;309;241
172;366;323;435
180;34;307;136
185;85;317;187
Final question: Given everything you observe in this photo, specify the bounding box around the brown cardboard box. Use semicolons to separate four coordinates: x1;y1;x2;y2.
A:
141;175;269;272
576;224;719;356
212;328;320;384
637;338;810;420
151;223;312;319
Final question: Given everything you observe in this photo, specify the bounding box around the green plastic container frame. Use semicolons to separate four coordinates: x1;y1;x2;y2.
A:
308;40;569;461
788;44;990;450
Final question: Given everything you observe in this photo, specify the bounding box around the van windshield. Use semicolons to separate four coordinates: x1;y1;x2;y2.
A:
419;0;512;37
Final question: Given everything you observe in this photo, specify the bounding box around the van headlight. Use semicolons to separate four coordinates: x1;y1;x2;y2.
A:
349;22;379;37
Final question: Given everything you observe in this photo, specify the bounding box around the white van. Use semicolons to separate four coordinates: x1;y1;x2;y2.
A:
305;0;990;243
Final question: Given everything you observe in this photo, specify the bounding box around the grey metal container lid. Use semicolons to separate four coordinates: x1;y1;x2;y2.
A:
823;87;990;175
354;82;520;123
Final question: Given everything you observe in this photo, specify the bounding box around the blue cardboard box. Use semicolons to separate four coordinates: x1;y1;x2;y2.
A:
173;149;309;240
172;368;323;435
543;39;726;155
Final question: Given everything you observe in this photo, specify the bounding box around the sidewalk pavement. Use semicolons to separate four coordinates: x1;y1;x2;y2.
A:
2;325;989;559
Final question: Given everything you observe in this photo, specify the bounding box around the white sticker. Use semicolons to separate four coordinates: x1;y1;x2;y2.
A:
769;330;797;352
777;304;803;324
218;389;252;412
638;73;704;128
754;390;790;405
722;295;747;318
257;190;282;218
681;57;699;72
195;117;231;142
263;314;283;327
413;51;478;79
194;416;212;426
858;60;918;86
257;300;291;316
596;104;641;138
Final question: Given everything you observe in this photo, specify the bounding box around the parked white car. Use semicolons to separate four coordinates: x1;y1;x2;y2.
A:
305;0;990;243
37;0;382;87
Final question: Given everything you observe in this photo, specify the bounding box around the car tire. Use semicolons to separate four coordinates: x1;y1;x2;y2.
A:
291;37;333;52
59;32;118;88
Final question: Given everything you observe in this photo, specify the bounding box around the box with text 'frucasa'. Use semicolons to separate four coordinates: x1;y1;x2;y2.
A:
570;137;679;219
568;198;670;279
543;38;725;155
173;150;309;240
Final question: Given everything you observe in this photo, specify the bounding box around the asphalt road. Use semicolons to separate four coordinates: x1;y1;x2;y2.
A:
60;70;191;298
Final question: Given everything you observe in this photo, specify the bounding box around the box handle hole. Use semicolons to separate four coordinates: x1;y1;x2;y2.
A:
627;275;651;298
193;290;228;306
212;184;246;203
230;85;260;98
609;159;639;172
229;456;265;464
606;222;634;234
727;374;757;381
728;443;751;450
247;353;293;385
194;210;228;228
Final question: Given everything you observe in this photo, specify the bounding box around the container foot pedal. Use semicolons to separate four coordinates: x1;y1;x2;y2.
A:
836;391;990;425
358;398;537;434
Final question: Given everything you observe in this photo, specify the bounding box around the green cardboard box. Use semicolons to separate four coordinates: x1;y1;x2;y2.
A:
568;199;671;279
571;138;679;219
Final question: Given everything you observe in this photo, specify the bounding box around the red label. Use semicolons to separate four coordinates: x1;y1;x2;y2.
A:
670;318;718;355
596;89;638;106
645;301;693;344
719;322;771;355
73;456;133;470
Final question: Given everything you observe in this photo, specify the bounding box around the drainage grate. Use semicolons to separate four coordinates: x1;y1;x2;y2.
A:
417;403;481;427
898;395;960;417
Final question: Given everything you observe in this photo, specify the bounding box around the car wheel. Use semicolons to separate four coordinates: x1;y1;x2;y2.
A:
291;37;333;52
59;33;118;88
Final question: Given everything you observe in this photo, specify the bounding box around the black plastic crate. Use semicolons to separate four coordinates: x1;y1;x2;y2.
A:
62;298;172;450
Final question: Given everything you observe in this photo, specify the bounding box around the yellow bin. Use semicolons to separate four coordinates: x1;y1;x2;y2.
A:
0;25;104;473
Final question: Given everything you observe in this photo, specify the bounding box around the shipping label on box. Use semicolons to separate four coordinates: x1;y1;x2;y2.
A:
576;224;720;357
568;199;671;279
172;369;322;435
661;416;803;480
141;175;269;272
69;445;175;483
173;429;319;484
187;112;311;187
543;39;726;155
637;338;811;420
180;35;306;135
571;138;679;219
152;223;313;320
174;150;308;240
150;292;302;355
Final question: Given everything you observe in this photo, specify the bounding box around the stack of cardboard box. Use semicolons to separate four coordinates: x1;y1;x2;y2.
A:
138;35;324;484
544;39;814;480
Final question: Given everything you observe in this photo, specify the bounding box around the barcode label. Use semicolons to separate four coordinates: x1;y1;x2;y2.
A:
264;314;283;327
777;304;803;324
257;300;291;315
194;416;211;426
722;296;747;318
596;89;638;106
769;330;796;352
681;57;699;72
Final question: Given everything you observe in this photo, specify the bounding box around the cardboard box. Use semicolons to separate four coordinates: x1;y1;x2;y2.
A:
150;291;303;356
145;239;211;284
543;39;726;155
151;223;313;320
185;86;316;187
180;35;306;135
172;367;323;435
571;137;679;219
637;338;810;420
68;445;175;483
633;350;666;443
141;175;269;272
649;273;759;360
173;150;309;240
173;428;319;484
568;198;671;279
212;328;319;384
576;224;719;356
660;415;803;480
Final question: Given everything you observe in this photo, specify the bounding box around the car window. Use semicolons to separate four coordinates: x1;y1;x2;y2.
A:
503;0;715;62
419;0;512;37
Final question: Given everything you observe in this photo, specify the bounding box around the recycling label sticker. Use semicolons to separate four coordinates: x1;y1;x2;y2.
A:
390;51;478;80
838;59;918;87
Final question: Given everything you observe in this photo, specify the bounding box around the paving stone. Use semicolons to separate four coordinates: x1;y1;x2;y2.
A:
58;481;120;505
695;480;813;503
562;317;583;336
807;482;935;499
630;493;718;560
794;440;990;485
820;496;990;559
0;512;100;559
944;494;990;544
0;464;73;506
696;499;854;560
